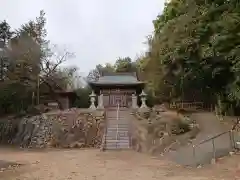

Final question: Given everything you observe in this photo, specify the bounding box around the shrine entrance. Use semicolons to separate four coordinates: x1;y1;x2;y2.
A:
109;93;126;107
102;89;134;108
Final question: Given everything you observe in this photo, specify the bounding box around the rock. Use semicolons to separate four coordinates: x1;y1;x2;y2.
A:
131;109;199;155
69;142;84;148
137;108;150;119
0;108;105;149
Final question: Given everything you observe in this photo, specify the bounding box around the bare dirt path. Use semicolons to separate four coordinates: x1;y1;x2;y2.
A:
0;148;239;180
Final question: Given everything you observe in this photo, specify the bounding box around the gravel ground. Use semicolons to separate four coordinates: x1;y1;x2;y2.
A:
0;148;239;180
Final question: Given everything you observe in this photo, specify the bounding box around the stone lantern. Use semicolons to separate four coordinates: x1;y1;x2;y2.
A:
89;91;96;109
140;90;147;108
138;90;150;119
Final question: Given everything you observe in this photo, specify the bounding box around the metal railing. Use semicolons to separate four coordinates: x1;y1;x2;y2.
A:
170;102;204;110
116;103;119;148
100;110;107;151
191;130;237;166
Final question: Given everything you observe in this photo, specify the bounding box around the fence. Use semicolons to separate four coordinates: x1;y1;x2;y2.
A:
191;130;239;166
169;102;208;111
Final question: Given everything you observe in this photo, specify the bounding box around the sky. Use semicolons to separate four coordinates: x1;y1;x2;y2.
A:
0;0;165;75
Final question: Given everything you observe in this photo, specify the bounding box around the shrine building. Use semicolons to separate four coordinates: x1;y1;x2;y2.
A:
88;72;145;108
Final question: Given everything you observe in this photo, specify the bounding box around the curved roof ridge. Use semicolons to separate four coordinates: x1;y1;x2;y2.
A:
101;72;137;77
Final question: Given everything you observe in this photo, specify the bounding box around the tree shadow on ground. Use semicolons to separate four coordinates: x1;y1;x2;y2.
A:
0;160;21;169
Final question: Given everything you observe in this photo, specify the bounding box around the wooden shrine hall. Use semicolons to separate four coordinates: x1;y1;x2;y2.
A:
88;72;145;108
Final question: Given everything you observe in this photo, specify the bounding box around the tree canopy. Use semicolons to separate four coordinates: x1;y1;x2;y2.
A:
87;57;139;81
0;11;77;114
140;0;240;114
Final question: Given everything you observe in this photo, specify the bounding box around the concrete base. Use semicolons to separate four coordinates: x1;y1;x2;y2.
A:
211;158;216;164
236;142;240;149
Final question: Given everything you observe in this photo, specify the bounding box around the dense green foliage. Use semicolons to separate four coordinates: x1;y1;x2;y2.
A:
140;0;240;115
73;87;91;108
84;0;240;115
87;57;140;81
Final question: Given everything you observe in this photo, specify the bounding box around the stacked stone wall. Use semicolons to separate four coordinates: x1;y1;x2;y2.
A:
0;108;105;148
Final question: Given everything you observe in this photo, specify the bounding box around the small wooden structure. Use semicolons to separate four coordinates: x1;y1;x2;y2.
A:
40;90;77;109
39;81;77;110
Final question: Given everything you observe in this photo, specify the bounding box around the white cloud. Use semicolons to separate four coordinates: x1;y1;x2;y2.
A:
0;0;165;73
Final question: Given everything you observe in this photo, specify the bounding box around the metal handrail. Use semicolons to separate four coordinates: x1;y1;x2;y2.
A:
100;110;107;151
116;103;119;148
197;130;231;146
191;129;235;166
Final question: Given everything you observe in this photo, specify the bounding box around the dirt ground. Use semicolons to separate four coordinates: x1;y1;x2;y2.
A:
0;148;240;180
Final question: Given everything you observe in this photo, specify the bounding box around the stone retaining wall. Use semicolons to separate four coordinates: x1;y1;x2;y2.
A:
130;111;199;155
0;108;106;149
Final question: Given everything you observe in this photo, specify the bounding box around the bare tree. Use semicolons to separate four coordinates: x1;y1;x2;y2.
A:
38;45;75;109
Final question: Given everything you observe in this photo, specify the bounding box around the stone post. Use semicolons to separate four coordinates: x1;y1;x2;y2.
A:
97;94;104;109
89;91;96;109
132;94;138;109
140;90;147;108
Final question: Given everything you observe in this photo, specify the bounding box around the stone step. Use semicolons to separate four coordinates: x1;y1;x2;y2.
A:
106;135;128;139
107;119;127;122
107;116;129;118
106;140;129;143
107;128;128;131
107;126;129;129
107;130;129;134
106;130;129;134
107;121;129;124
107;123;129;126
105;136;129;140
106;131;129;136
107;126;129;128
108;124;129;126
106;131;129;134
107;120;129;122
106;143;130;147
107;116;127;119
105;146;130;150
106;139;129;144
107;124;129;129
107;117;128;119
105;145;130;149
106;136;129;140
106;141;129;144
107;128;129;131
107;114;128;116
107;120;129;121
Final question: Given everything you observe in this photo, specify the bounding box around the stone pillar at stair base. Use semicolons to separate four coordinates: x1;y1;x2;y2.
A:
131;94;138;109
97;94;104;109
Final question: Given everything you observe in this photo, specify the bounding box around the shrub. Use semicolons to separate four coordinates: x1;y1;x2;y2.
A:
171;119;191;135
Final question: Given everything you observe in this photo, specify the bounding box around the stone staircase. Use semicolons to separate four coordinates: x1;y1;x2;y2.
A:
104;108;130;150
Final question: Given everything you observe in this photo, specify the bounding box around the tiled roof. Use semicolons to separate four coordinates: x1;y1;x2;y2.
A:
97;75;139;84
89;73;143;85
